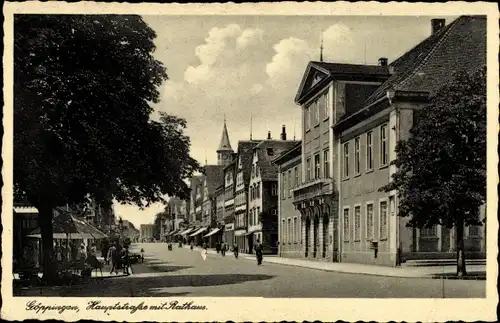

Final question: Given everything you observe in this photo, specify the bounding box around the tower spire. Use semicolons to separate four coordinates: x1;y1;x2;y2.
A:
320;31;324;62
205;150;207;165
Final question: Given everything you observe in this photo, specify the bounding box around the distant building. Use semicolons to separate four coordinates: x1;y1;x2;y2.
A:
247;131;299;254
140;224;155;242
273;141;303;258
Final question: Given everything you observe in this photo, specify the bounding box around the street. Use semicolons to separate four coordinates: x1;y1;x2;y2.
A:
14;243;486;298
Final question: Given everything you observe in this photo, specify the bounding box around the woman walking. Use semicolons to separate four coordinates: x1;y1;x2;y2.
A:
254;239;263;265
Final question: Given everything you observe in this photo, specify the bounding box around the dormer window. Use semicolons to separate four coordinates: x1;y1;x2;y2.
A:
267;148;274;156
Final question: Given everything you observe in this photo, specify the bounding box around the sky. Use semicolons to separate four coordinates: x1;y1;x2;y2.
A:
114;15;456;228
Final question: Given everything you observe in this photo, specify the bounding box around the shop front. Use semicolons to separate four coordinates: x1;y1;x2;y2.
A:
190;227;208;246
204;227;222;248
224;223;234;245
234;229;246;251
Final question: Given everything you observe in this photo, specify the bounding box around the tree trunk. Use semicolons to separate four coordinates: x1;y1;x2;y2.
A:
456;219;467;276
39;204;58;283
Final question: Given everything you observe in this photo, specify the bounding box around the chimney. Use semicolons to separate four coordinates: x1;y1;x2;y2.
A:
267;131;272;140
378;57;388;66
280;125;287;140
431;18;446;35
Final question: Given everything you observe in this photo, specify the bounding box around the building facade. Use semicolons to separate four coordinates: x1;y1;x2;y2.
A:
223;158;237;245
233;140;261;252
248;131;299;255
288;16;486;266
140;224;155;242
273;142;303;258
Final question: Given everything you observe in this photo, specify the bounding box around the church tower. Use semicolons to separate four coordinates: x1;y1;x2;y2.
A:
217;118;233;166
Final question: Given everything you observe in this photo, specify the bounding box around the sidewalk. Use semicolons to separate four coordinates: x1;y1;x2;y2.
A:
183;246;486;280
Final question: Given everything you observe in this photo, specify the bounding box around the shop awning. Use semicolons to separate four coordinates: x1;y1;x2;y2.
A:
203;227;221;238
170;230;179;235
179;227;195;235
190;227;208;237
234;230;247;237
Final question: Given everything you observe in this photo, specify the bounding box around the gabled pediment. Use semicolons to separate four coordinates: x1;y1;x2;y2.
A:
295;62;331;104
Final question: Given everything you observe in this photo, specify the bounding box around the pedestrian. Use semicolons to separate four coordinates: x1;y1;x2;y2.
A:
190;241;194;251
216;242;220;254
77;244;87;272
108;244;117;274
254;239;263;265
221;242;226;256
121;245;130;275
233;242;239;259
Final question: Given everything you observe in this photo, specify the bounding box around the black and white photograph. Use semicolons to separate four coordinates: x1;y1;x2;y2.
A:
2;2;498;322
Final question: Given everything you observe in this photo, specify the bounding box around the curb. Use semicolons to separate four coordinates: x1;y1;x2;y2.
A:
158;246;487;280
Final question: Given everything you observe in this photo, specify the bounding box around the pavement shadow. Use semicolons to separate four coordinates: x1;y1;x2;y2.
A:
14;273;275;297
133;265;193;274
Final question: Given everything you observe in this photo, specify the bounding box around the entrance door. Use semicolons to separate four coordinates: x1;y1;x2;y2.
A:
305;218;310;257
247;234;254;254
332;213;339;262
322;214;329;258
313;217;319;258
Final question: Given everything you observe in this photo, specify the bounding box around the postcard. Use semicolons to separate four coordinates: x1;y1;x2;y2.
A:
2;1;498;322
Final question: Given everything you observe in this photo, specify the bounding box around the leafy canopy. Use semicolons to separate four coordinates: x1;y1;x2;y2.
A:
14;14;201;210
380;67;486;229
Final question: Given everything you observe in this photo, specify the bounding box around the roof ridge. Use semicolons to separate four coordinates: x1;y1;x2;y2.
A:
395;17;463;90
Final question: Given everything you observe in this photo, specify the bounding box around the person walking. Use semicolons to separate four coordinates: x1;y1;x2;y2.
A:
221;242;226;256
121;245;130;275
233;242;239;259
108;244;117;274
216;242;221;254
254;239;263;265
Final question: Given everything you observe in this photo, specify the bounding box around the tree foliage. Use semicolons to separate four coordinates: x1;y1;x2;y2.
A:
14;14;201;280
14;14;201;210
380;67;486;230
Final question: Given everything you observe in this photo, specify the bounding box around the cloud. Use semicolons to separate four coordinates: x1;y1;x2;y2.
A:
195;24;242;66
236;28;264;49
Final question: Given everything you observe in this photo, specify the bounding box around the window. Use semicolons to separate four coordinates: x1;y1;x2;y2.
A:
257;182;261;198
294;166;299;187
354;206;361;241
366;203;374;240
343;208;350;242
272;183;278;196
282;219;286;243
281;173;286;200
420;225;437;237
354;137;360;175
380;124;388;166
366;132;373;171
257;207;260;222
314;154;321;179
293;217;298;243
379;201;388;239
288;170;292;197
343;143;349;178
305;106;311;130
324;150;330;178
468;225;481;237
306;158;311;181
287;218;292;243
324;92;330;119
272;209;278;215
314;101;320;125
266;148;274;156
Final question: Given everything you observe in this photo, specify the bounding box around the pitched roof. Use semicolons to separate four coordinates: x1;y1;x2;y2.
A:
272;141;302;165
295;61;391;104
203;165;225;197
365;16;486;105
311;61;391;76
254;140;301;181
236;140;261;186
217;121;233;152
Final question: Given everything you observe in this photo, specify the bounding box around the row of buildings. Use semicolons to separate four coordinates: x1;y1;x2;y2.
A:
183;16;487;266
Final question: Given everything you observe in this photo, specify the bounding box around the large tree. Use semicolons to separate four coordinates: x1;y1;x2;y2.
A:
380;67;486;276
14;14;201;281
